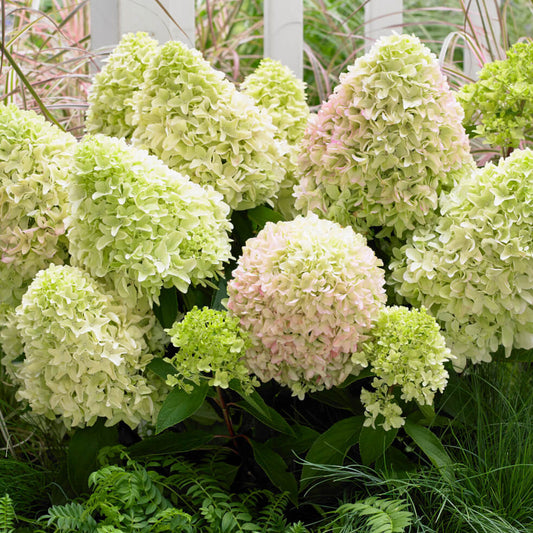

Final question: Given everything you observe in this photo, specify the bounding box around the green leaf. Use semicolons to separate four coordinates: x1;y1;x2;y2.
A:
153;286;179;328
156;381;209;434
250;440;298;504
301;416;364;490
146;358;177;381
128;429;214;457
404;420;455;482
211;276;228;311
338;368;374;388
232;383;295;436
359;425;397;466
247;205;285;230
267;424;320;458
67;419;119;494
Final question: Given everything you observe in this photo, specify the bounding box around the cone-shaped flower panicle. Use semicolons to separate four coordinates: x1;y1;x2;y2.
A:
459;41;533;149
295;34;473;239
227;214;386;398
0;265;164;429
241;58;310;218
360;306;450;431
131;40;286;210
0;104;76;314
391;148;533;368
86;32;159;139
67;135;232;304
167;306;257;394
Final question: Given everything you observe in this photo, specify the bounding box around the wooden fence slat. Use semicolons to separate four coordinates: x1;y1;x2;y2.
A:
364;0;403;50
264;0;304;79
90;0;195;54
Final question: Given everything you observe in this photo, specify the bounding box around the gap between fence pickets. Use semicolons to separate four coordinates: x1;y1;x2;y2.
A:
89;0;501;80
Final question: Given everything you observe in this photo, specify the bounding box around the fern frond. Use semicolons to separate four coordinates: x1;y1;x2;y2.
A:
42;501;96;533
336;497;413;533
285;522;311;533
0;494;15;533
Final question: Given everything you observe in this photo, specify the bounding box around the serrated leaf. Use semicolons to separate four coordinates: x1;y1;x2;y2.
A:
404;420;455;482
250;440;298;504
301;416;364;490
156;381;209;434
211;276;228;311
359;425;397;465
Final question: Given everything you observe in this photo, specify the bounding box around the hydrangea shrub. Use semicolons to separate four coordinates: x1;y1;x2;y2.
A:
85;32;159;139
1;265;163;429
166;306;257;393
295;34;473;239
227;214;386;398
67;135;232;305
459;41;533;149
0;104;76;314
131;40;286;210
360;306;450;431
241;58;310;218
391;148;533;367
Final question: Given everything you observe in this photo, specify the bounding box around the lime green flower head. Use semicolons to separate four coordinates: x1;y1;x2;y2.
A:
166;306;257;394
67;135;232;305
0;104;76;313
391;148;533;367
86;32;159;139
459;41;533;149
295;33;473;240
3;265;164;429
131;40;286;210
360;306;450;430
241;58;310;219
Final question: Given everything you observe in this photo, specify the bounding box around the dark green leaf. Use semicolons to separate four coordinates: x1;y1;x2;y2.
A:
153;286;179;328
247;206;285;230
267;424;320;457
67;419;119;494
211;277;228;311
232;383;294;436
359;425;397;465
404;420;455;482
250;440;298;504
156;381;209;434
301;416;364;490
146;358;176;381
128;429;214;457
310;387;358;412
338;368;374;388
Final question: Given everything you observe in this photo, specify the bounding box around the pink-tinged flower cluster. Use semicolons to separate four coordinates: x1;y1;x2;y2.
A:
227;214;386;398
295;34;473;241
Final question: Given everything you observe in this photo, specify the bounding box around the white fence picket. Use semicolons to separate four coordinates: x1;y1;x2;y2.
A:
364;0;403;49
263;0;304;78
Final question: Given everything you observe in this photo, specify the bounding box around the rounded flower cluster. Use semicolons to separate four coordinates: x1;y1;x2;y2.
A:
166;306;257;394
241;58;310;218
85;32;159;140
227;214;386;398
67;135;233;305
131;40;286;210
459;41;533;149
360;306;450;431
295;33;473;240
1;265;163;429
0;104;76;313
390;149;533;367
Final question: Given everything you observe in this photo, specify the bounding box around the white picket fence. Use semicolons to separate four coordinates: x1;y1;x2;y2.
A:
89;0;501;79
